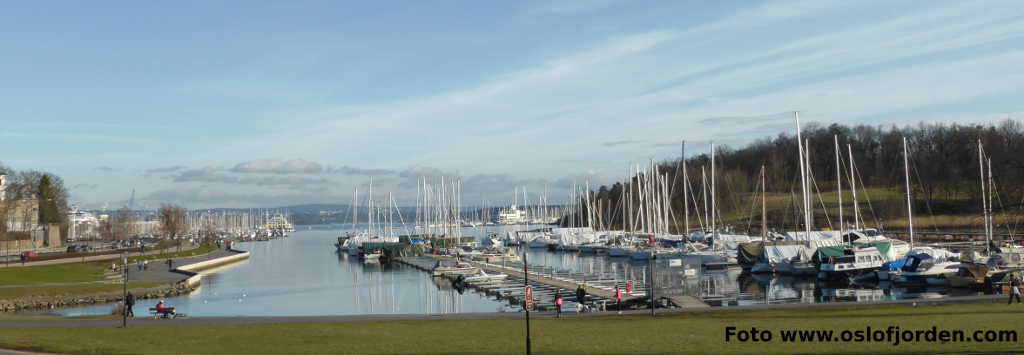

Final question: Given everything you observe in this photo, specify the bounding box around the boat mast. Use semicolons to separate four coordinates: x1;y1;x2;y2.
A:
682;141;689;236
847;144;860;230
987;157;994;254
979;140;990;255
710;142;716;239
835;135;843;243
701;166;708;233
903;136;914;250
761;165;767;238
795;112;810;238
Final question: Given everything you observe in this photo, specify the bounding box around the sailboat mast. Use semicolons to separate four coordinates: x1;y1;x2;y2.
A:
979;140;990;254
848;144;860;230
710;142;716;236
761;165;767;238
835;135;843;239
795;112;810;237
983;157;991;254
682;141;689;235
903;137;914;250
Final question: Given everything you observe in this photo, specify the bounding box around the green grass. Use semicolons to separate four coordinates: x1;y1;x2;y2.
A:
1;302;1022;354
127;245;217;263
0;281;168;300
0;263;107;286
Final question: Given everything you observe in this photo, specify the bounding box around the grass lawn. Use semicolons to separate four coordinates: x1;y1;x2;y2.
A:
0;263;107;286
0;281;168;301
128;245;218;263
1;302;1022;354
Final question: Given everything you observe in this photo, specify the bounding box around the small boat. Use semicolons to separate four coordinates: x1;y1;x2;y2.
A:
432;260;478;277
892;254;961;285
816;246;886;280
463;270;509;283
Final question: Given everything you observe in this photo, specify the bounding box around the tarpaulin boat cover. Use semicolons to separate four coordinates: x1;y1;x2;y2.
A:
738;243;763;265
853;241;898;261
714;234;761;250
813;246;847;264
881;259;909;271
908;247;960;261
961;264;990;279
763;244;809;264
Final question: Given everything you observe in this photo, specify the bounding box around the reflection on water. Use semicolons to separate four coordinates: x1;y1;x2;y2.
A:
51;224;985;317
54;226;516;317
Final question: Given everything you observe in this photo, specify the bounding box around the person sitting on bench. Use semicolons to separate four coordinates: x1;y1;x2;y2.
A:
153;300;175;317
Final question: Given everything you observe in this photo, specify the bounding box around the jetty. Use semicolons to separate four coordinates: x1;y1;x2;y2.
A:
396;255;710;310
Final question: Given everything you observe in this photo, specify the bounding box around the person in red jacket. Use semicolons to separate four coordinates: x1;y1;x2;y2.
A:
615;286;623;314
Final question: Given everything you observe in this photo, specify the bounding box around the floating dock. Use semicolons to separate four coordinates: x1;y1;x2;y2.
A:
396;255;709;310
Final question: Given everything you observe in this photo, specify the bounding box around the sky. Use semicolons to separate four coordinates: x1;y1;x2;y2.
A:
1;1;1022;209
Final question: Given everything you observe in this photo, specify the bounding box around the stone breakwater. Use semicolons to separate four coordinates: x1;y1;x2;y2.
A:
0;282;195;312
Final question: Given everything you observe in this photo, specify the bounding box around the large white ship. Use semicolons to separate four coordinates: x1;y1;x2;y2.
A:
496;204;527;225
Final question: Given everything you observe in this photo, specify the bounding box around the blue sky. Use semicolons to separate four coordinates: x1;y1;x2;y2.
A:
2;1;1022;209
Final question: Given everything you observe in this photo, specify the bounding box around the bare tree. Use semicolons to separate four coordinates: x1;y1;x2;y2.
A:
110;207;137;240
159;204;186;252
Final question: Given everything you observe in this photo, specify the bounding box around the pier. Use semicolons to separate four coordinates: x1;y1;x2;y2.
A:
396;255;710;310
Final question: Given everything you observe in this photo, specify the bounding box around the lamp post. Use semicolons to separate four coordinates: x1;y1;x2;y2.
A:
122;252;127;328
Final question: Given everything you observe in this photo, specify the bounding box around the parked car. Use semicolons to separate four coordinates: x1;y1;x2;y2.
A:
19;251;39;259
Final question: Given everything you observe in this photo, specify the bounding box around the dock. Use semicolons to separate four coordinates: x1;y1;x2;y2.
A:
395;255;709;310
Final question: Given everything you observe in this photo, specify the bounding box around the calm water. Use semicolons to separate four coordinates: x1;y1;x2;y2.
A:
52;224;979;317
55;225;522;317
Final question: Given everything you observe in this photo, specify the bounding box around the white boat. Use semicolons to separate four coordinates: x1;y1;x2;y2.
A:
816;246;886;280
432;261;478;277
463;270;509;283
892;254;961;285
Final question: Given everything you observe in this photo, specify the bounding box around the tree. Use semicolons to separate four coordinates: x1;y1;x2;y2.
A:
111;207;137;239
159;204;187;252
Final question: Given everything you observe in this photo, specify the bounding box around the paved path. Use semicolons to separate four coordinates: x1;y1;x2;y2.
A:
0;244;201;269
127;249;239;283
0;294;1006;329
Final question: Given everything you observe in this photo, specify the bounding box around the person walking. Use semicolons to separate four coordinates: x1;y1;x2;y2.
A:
125;292;135;318
166;258;174;271
554;290;563;318
615;285;623;314
1010;276;1022;305
575;284;587;312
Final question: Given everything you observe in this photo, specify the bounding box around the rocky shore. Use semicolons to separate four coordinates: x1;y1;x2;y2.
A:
0;282;196;313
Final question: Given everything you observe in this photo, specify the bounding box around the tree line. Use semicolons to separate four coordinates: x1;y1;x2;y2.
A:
566;119;1024;232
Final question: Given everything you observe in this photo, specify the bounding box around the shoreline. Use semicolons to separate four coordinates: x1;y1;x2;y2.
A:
0;248;250;313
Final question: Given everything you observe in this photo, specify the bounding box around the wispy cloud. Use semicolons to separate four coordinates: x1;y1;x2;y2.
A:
95;166;116;172
230;159;323;174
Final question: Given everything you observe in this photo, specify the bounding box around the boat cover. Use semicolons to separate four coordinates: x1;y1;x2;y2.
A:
881;259;909;271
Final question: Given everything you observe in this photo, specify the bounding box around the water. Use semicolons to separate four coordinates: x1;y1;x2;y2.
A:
51;224;983;317
55;226;520;317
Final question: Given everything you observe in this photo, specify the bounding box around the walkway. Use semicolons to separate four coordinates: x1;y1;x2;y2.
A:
0;294;1006;329
1;244;202;269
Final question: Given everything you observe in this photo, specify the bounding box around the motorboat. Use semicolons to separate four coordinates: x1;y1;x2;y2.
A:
816;246;886;280
892;254;961;285
432;260;479;277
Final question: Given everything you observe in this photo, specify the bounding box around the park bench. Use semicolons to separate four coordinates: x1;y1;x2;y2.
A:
148;307;184;318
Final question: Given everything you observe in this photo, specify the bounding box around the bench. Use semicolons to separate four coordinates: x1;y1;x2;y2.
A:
148;307;180;318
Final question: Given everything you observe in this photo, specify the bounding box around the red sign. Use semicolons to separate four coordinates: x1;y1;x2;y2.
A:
524;286;535;311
